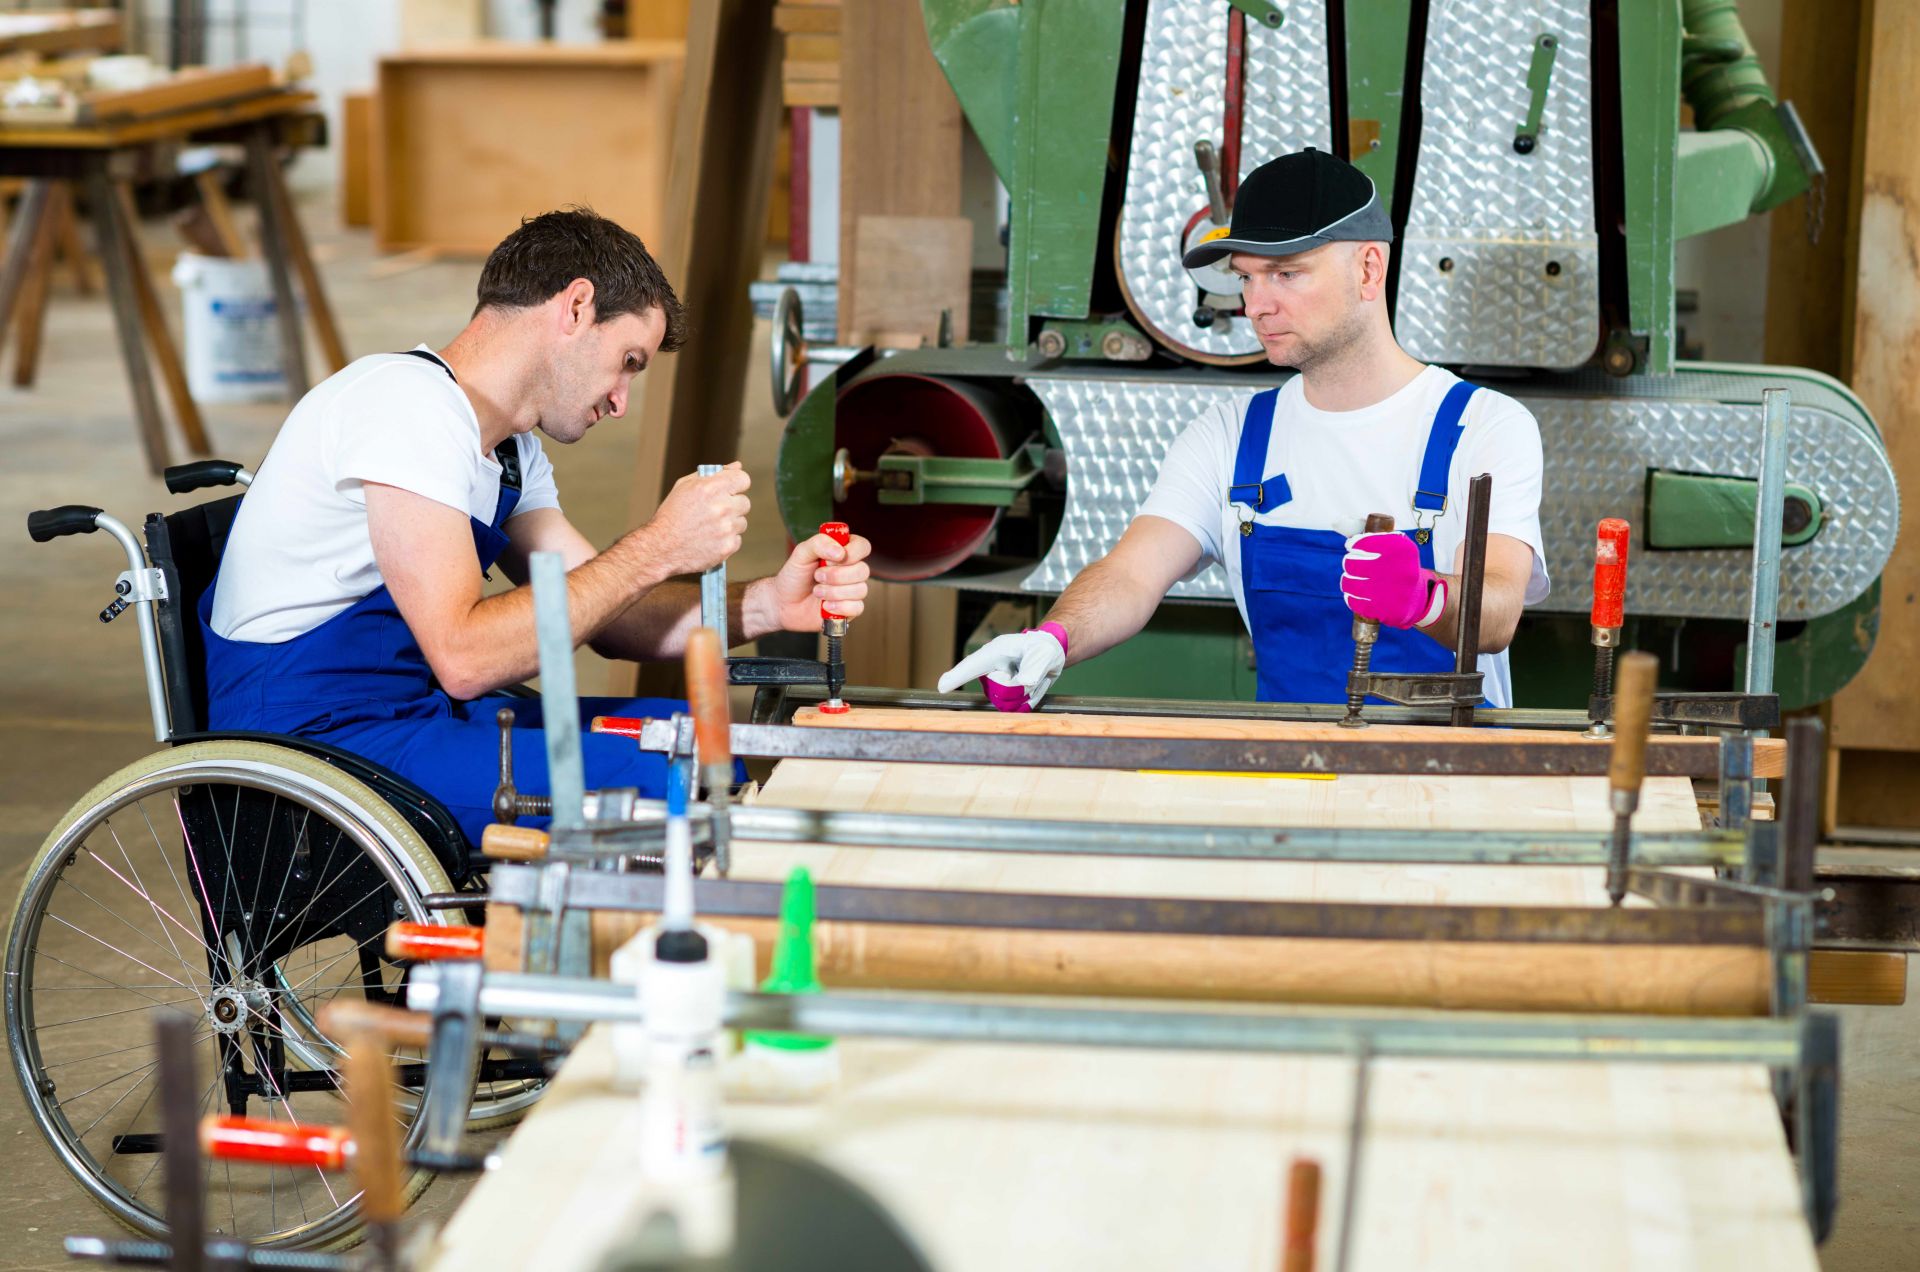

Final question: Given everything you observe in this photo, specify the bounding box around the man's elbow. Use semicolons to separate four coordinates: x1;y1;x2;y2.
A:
426;648;494;701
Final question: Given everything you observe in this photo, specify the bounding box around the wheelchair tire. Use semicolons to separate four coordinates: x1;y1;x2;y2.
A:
4;742;532;1249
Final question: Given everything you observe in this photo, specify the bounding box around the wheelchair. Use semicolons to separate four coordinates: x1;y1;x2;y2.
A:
12;461;545;1250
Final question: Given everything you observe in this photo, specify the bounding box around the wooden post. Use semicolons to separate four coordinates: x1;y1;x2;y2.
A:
618;0;783;697
1830;0;1920;829
834;0;965;690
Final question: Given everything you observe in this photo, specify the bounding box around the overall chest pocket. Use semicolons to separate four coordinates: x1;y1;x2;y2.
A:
1238;526;1349;600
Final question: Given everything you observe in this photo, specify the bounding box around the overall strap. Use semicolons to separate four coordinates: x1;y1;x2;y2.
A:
1412;379;1479;516
396;348;519;490
1228;388;1292;515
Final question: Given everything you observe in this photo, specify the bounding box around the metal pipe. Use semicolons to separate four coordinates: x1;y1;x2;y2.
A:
95;513;172;742
696;463;730;652
1746;389;1789;697
405;971;1809;1066
530;552;584;827
1452;474;1493;727
1681;0;1775;128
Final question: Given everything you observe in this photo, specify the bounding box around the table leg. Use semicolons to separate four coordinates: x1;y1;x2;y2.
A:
0;180;52;348
12;186;58;388
244;124;310;396
53;184;98;294
193;169;249;258
86;161;171;475
264;150;348;373
113;181;212;457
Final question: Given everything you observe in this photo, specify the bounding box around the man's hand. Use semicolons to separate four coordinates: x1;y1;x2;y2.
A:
1341;531;1444;629
640;463;752;576
937;625;1069;712
756;529;873;632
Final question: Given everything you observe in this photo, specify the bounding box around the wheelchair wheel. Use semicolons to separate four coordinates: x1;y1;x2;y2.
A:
5;742;537;1249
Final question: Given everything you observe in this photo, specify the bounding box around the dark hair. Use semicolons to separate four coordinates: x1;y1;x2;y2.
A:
474;207;687;352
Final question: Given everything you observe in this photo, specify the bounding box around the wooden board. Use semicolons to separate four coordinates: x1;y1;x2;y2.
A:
340;92;372;228
790;705;1789;778
847;214;972;345
435;760;1817;1271
80;64;275;123
371;43;683;255
1833;0;1920;752
0;9;121;57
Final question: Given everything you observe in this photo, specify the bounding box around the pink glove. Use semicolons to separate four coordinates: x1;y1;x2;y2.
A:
1341;532;1446;629
982;623;1070;712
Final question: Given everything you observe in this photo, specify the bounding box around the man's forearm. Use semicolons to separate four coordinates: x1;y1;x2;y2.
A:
590;578;778;663
1040;556;1165;664
1416;567;1526;654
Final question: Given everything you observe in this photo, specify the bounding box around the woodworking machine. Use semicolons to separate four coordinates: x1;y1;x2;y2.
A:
769;0;1899;711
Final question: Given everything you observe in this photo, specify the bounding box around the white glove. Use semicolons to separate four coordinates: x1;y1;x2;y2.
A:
936;627;1069;710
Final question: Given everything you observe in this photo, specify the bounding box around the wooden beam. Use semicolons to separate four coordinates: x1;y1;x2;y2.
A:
1834;0;1920;754
619;0;783;696
787;706;1789;778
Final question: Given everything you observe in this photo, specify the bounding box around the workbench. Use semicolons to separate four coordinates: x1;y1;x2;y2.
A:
431;756;1820;1269
0;89;343;472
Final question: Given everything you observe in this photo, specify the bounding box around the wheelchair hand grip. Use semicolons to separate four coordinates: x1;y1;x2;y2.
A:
27;505;102;543
164;460;247;493
202;1115;352;1170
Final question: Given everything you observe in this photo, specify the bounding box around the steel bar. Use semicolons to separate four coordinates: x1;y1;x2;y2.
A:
1451;473;1493;727
486;867;1770;947
404;970;1810;1066
696;463;730;652
529;552;584;828
636;718;1738;778
533;801;1744;867
1814;866;1920;951
156;1017;203;1272
1746;388;1790;698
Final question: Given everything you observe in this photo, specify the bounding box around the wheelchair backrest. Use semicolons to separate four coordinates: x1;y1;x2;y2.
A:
144;495;243;737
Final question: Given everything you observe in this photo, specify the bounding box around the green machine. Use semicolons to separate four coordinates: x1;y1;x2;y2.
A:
774;0;1896;711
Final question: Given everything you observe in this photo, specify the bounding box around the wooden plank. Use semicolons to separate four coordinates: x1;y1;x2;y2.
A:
774;4;841;35
617;1;783;697
784;33;840;62
79;64;275;124
192;170;247;257
781;77;840;109
340;92;373;228
373;44;682;255
787;706;1790;778
1834;1;1920;752
1763;0;1866;376
0;90;317;151
847;214;972;345
1808;949;1906;1005
0;9;122;57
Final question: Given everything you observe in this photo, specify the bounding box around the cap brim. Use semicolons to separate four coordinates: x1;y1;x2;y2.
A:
1182;232;1330;270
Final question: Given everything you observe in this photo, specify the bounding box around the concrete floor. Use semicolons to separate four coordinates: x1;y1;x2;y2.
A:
0;177;1915;1268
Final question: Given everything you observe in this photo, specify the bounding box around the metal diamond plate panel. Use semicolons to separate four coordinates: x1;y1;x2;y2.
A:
1396;0;1600;369
1024;376;1896;620
1116;0;1331;360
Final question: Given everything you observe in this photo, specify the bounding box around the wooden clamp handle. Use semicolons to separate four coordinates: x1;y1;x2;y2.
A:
385;921;485;963
316;999;435;1050
201;1114;352;1170
319;1005;408;1226
482;823;551;861
1283;1157;1322;1272
686;626;732;771
1363;513;1395;534
1608;651;1659;798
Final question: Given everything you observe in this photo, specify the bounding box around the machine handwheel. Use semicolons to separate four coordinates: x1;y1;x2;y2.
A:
770;286;809;417
3;742;530;1249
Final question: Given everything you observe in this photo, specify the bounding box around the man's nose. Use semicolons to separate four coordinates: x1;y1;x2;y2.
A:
607;386;628;418
1242;282;1277;318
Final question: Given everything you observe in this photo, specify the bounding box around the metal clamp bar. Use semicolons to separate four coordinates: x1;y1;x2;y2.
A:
696;463;729;652
529;552;584;829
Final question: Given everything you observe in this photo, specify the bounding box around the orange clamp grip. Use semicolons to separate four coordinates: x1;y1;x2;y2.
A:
1592;518;1631;630
590;715;649;740
685;627;732;771
1282;1157;1322;1272
201;1115;351;1170
385;922;484;962
818;521;851;621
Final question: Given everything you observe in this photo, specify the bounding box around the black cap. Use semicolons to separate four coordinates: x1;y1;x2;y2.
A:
1182;148;1392;269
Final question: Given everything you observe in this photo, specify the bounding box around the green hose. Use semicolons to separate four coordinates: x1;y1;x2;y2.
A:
1681;0;1775;128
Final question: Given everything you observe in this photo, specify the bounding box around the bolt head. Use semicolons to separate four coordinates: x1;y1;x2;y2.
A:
1513;135;1536;155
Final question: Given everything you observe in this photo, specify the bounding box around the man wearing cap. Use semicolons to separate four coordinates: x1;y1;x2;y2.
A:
938;148;1548;709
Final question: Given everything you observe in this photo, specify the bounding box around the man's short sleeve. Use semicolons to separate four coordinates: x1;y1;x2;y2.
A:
326;363;480;514
1136;402;1238;566
507;434;562;519
1459;391;1551;605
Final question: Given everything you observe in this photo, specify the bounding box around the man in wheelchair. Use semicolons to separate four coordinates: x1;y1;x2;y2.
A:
199;208;871;844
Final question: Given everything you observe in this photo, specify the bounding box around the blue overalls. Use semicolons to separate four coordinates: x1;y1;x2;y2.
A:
199;350;678;845
1230;379;1478;703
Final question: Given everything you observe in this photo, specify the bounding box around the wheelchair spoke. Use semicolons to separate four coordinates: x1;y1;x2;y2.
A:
88;834;219;961
106;819;191;974
258;805;313;975
247;793;280;948
172;796;229;961
33;944;200;1011
253;825;357;972
70;1029;214;1142
138;801;205;945
30;992;203;1029
40;917;200;998
54;874;210;992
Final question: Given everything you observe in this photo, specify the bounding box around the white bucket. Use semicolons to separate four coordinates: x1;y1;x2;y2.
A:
171;253;287;403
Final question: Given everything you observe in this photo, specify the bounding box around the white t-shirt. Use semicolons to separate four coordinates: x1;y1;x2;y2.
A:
211;346;561;643
1136;365;1550;707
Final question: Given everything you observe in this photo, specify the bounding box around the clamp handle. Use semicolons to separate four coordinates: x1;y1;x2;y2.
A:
1363;512;1395;535
1608;651;1659;802
201;1115;351;1171
316;998;435;1050
385;921;485;963
686;626;732;775
1591;518;1630;631
819;521;851;622
317;1002;408;1226
481;822;552;861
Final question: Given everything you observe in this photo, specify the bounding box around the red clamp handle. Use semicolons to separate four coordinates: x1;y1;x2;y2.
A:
385;922;484;963
202;1115;351;1170
819;521;851;622
1591;518;1630;630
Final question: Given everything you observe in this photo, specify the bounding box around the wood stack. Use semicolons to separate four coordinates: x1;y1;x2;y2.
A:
776;1;838;108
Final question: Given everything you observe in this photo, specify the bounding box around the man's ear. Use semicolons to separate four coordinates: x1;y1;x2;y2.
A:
1355;242;1389;303
557;278;596;334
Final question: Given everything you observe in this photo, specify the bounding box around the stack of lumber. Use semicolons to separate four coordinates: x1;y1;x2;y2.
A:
0;62;275;128
777;1;839;108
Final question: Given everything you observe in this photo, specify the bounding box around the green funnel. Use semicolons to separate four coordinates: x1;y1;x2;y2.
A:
746;867;832;1051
